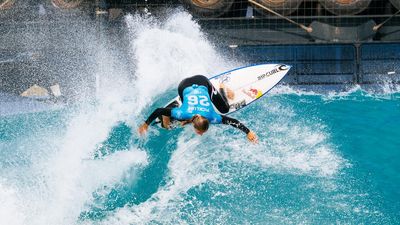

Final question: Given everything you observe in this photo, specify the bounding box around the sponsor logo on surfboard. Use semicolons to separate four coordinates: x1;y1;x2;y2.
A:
242;88;262;99
257;64;289;81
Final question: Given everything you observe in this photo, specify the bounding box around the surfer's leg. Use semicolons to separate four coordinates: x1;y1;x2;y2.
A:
178;75;210;100
193;76;231;113
209;87;230;113
197;76;230;113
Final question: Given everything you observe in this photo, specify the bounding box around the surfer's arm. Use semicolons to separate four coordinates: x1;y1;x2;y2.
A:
139;108;171;135
145;108;171;125
221;115;250;134
221;115;258;143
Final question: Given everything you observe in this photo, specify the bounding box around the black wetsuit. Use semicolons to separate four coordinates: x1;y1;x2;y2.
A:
145;75;250;134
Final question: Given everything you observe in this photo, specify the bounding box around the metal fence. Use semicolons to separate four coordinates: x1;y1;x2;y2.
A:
0;0;399;96
1;0;400;43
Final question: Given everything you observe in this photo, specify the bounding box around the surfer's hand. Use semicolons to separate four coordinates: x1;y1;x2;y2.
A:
247;131;258;143
180;120;191;126
138;123;149;136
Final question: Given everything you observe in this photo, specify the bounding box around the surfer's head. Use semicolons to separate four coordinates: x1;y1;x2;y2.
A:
191;115;209;135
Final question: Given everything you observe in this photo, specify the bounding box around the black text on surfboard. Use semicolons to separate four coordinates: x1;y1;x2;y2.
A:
257;64;289;81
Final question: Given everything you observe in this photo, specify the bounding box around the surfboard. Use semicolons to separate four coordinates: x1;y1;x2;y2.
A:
155;63;291;128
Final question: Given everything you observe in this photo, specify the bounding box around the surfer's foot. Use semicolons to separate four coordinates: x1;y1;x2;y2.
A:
220;83;235;100
226;88;235;100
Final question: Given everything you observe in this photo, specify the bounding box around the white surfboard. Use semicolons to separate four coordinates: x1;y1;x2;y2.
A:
155;63;291;127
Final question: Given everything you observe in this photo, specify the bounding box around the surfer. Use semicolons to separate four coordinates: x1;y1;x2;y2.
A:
138;75;258;143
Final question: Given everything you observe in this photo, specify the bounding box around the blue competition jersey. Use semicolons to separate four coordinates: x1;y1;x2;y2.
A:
171;85;222;124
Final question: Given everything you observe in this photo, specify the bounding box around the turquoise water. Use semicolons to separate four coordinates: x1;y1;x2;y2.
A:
1;10;400;225
1;88;399;224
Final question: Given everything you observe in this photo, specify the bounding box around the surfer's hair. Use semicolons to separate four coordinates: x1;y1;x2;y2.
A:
192;115;209;132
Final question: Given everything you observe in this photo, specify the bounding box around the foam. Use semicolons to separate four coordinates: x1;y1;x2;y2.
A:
101;132;222;224
272;83;400;100
40;9;236;225
124;11;238;111
0;182;25;225
32;93;149;225
218;112;344;177
103;97;346;223
1;9;151;225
